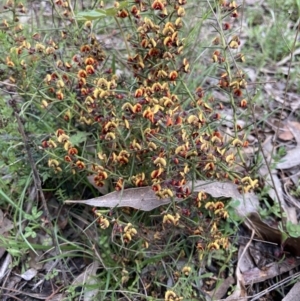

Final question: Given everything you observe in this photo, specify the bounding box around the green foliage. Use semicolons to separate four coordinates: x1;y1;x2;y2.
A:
286;221;300;238
76;1;129;20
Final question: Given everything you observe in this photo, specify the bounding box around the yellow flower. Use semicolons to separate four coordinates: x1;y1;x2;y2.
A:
165;290;176;301
177;6;185;17
153;157;167;167
105;132;116;140
123;223;137;243
231;138;243;147
197;191;207;201
48;159;62;173
181;266;191;276
48;159;59;168
211;222;218;233
208;242;220;250
163;213;180;225
35;43;45;52
99;218;109;229
57;134;69;143
205;202;215;211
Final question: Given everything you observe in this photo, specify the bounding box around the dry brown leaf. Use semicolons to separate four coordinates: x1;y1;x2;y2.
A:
237;246;255;274
19;267;38;281
0;253;12;281
0;209;14;235
65;181;259;217
282;281;300;301
225;267;246;301
224;231;255;301
277;147;300;169
212;276;235;300
0;209;14;261
247;212;300;256
66;186;171;211
277;121;300;169
278;124;294;141
243;257;300;285
276;120;300;141
72;261;100;301
287;120;300;145
258;136;296;223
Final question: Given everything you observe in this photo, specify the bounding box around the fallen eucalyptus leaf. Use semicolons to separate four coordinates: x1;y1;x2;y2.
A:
19;268;37;281
72;261;99;301
243;258;300;285
211;276;235;300
0;253;11;280
277;121;300;169
258;136;295;223
276;149;300;169
66;186;175;211
247;212;300;256
65;180;259;218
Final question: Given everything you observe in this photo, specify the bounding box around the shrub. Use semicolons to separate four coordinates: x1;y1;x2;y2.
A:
0;0;258;299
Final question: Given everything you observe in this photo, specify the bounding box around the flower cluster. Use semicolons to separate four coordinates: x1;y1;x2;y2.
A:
37;0;256;201
3;0;256;225
92;208;110;229
122;223;137;243
1;0;260;299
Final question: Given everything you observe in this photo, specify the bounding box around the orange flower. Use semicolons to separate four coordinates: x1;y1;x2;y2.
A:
131;173;145;187
134;88;144;98
6;56;15;67
77;69;87;78
55;129;65;137
233;88;242;97
57;133;69;143
85;65;95;74
151;0;164;10
68;147;78;156
64;155;72;162
56;90;64;100
131;5;139;16
152;183;161;192
115;178;124;191
142;108;155;123
97;170;108;181
94;175;104;187
205;202;215;211
169;71;178;81
166;115;173;126
151;167;164;179
80;45;91;52
240;99;247;107
117;9;129;18
75;160;85;169
214;201;224;210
